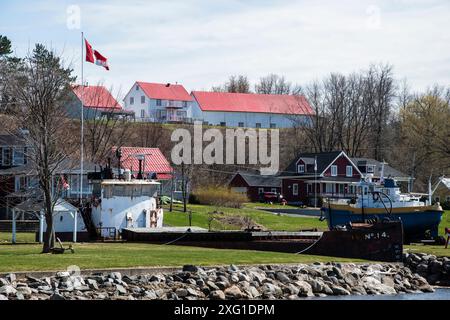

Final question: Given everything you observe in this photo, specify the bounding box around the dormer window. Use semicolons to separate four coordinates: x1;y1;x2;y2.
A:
297;164;305;173
346;165;353;177
331;165;337;177
367;165;375;173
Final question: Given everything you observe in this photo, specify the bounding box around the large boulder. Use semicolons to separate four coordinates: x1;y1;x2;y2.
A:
209;290;225;300
224;285;243;299
295;280;314;297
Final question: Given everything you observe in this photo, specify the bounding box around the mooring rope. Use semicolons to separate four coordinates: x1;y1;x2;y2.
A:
294;233;324;255
162;230;190;245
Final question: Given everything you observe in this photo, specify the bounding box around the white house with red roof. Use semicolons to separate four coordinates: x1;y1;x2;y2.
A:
190;91;314;128
123;82;195;123
67;85;133;119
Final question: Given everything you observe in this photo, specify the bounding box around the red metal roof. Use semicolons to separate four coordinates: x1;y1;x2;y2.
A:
191;91;314;115
112;146;173;179
137;82;193;102
73;85;122;109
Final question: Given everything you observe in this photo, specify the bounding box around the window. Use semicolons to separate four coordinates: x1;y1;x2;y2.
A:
367;165;375;173
255;123;261;128
0;147;2;165
220;122;226;126
129;97;134;105
141;96;145;104
13;148;25;165
297;164;305;173
349;185;355;194
156;99;162;106
15;176;28;192
271;188;277;193
140;109;145;118
346;165;353;177
238;122;244;127
446;196;450;202
156;109;166;120
23;147;27;164
326;184;333;193
70;175;90;194
435;196;440;203
270;123;276;129
331;165;337;176
3;148;11;166
136;85;139;91
258;187;264;194
183;101;188;108
292;184;298;196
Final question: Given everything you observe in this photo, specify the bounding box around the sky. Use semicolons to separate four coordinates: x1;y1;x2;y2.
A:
1;0;449;98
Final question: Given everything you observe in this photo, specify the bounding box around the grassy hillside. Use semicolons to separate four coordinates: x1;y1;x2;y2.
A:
163;203;327;231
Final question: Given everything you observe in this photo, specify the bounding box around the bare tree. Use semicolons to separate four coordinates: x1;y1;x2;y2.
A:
212;75;251;93
366;64;395;160
80;83;131;163
255;74;296;95
294;64;395;158
4;44;76;253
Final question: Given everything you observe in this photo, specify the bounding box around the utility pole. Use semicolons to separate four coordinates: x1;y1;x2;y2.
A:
181;163;187;213
169;169;174;212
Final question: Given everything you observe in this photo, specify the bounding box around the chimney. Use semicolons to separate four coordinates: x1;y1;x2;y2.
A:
166;83;170;87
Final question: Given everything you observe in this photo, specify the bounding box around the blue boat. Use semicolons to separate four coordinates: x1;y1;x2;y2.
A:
321;176;444;242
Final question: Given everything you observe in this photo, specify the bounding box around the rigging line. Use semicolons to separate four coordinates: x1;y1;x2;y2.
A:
294;233;324;255
162;231;190;245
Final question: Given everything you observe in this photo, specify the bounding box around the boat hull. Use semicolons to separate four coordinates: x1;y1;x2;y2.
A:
322;204;443;242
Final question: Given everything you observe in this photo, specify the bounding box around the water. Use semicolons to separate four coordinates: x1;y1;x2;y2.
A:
305;288;450;300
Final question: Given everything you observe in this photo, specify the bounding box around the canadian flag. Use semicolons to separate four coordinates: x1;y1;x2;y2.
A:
85;39;109;71
60;175;70;190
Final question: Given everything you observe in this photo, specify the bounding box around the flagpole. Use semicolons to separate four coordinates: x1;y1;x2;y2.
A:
80;31;84;207
314;156;317;208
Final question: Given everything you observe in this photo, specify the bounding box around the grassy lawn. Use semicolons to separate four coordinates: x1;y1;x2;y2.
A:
404;245;449;257
0;242;367;273
0;232;35;244
0;208;446;273
163;203;326;231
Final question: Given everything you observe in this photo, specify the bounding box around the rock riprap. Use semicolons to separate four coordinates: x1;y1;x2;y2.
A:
0;262;440;300
403;252;450;286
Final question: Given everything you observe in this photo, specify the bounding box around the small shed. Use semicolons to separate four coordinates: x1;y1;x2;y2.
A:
228;171;281;202
11;198;85;243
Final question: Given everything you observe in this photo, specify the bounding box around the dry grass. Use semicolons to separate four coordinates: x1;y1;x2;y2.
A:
192;186;249;208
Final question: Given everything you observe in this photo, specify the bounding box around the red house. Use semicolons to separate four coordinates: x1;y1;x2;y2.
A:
228;172;281;202
280;151;362;206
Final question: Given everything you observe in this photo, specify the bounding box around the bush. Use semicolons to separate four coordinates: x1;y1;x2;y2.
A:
188;193;200;204
442;201;450;210
191;187;249;208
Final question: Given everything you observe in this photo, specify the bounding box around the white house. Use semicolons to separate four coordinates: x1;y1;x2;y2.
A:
123;82;195;123
190;91;314;128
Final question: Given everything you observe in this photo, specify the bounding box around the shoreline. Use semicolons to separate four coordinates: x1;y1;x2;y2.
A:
1;260;446;300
